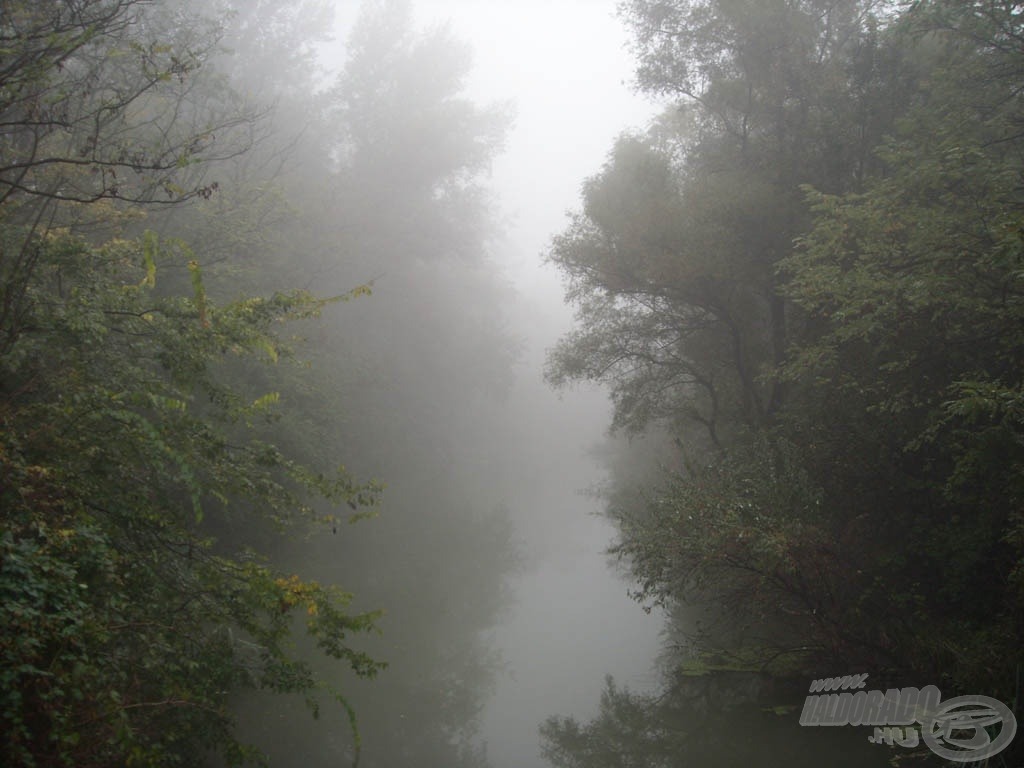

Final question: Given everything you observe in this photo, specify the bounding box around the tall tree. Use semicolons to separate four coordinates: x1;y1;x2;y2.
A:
546;4;1024;765
205;3;522;767
0;228;384;767
548;0;893;446
778;0;1024;702
0;2;387;765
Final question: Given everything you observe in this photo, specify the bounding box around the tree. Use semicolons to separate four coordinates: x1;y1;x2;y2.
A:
540;672;896;768
549;1;1024;754
189;4;522;766
777;0;1024;703
541;677;682;768
546;130;787;444
0;0;264;371
0;0;255;209
1;2;391;764
547;0;895;446
0;229;382;767
325;0;508;271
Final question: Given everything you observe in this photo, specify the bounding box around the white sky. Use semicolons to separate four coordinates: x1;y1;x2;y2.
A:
329;3;665;767
422;0;659;299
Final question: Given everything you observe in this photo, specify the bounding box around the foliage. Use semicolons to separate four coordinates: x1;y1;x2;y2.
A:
231;5;520;766
0;1;524;766
547;0;898;446
0;0;254;211
0;229;383;766
546;1;1024;764
149;3;523;767
775;0;1024;698
540;672;898;768
541;677;681;768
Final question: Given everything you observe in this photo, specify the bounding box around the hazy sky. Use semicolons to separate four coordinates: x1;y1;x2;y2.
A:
328;3;665;766
332;0;662;300
425;0;660;298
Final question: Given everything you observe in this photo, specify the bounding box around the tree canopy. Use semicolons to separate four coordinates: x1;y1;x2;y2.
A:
1;1;519;766
545;0;1024;764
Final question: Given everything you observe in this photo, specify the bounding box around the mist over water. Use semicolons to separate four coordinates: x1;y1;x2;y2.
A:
298;1;667;760
477;308;663;768
373;5;668;762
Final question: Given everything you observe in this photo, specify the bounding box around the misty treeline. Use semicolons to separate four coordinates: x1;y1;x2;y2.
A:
0;1;521;766
540;0;1024;766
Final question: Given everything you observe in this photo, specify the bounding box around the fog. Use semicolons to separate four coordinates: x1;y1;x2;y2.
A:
354;4;667;765
233;2;673;763
7;0;1020;766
